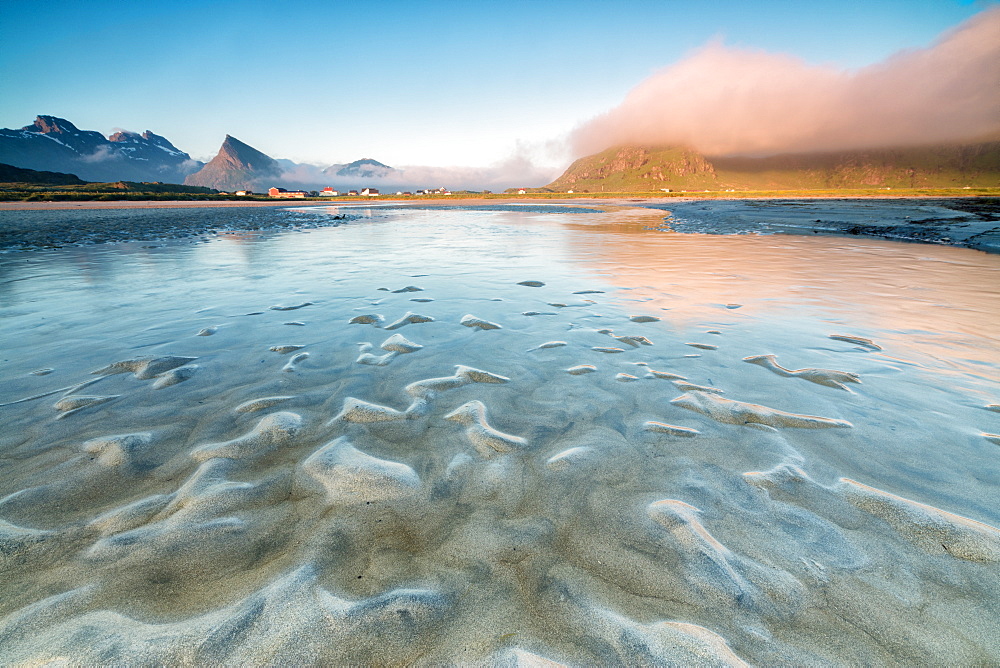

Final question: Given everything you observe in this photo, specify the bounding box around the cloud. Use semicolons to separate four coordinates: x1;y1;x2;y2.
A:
275;162;327;187
274;147;563;191
81;144;123;163
572;7;1000;157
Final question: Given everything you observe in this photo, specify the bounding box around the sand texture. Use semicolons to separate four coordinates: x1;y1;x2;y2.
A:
0;205;998;664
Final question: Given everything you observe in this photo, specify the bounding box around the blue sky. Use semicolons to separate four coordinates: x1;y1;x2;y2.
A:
0;0;991;169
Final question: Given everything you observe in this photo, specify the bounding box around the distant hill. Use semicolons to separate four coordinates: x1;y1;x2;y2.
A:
0;162;86;185
542;142;1000;192
0;116;201;183
324;158;398;180
183;135;282;191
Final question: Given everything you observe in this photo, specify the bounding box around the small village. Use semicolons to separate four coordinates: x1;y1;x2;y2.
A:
265;186;454;198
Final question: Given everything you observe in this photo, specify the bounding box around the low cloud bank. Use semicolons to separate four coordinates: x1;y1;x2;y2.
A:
572;7;1000;157
276;151;562;192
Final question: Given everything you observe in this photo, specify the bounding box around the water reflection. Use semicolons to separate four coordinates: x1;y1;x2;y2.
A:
1;207;998;380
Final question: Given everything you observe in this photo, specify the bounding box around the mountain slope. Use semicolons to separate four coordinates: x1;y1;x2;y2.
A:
0;116;201;183
183;135;282;191
0;162;87;185
544;143;1000;192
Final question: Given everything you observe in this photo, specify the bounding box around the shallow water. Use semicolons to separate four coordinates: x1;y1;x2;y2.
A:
651;198;1000;252
1;206;998;665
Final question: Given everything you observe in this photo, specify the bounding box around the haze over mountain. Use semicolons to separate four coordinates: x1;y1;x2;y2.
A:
0;116;201;183
0;114;547;192
183;135;282;191
325;158;399;180
540;142;1000;193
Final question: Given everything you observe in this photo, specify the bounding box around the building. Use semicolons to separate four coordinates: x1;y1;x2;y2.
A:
348;190;359;196
361;188;380;196
235;190;253;196
268;187;308;198
319;187;339;197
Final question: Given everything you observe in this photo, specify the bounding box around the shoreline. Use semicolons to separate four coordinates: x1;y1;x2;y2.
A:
1;196;996;254
0;192;995;211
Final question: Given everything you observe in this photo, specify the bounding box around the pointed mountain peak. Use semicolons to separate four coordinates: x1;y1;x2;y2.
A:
212;135;279;171
183;134;281;191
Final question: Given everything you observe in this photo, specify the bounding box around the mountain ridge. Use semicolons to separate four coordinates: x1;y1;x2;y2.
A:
0;115;201;183
542;142;1000;192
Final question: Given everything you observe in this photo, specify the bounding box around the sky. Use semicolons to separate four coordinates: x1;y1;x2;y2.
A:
0;0;995;179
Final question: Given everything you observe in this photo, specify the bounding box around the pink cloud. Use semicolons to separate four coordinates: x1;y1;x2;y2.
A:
572;7;1000;157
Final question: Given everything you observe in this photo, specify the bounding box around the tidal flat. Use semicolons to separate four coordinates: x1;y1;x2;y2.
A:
0;203;998;665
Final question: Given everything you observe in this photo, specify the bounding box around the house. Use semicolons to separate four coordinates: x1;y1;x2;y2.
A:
235;190;253;196
361;188;380;196
348;190;359;196
517;189;527;195
268;187;307;198
319;187;339;196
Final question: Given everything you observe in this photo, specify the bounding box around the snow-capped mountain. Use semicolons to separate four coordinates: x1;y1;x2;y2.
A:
0;116;201;183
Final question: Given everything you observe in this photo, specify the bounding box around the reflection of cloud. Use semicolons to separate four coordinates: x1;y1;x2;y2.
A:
561;207;1000;371
573;8;1000;157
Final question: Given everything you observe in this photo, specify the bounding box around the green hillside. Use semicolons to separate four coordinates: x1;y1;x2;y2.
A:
541;142;1000;193
0;176;220;201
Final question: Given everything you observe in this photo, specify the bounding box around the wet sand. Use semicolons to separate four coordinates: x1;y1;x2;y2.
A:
0;206;998;664
2;196;997;252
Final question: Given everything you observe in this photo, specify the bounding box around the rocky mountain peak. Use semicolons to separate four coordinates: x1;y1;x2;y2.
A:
108;130;141;143
141;130;172;146
183;135;280;191
24;115;80;135
214;135;279;171
2;115;201;183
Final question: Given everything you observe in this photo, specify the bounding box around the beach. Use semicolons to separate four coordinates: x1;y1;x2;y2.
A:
1;196;997;253
0;203;998;664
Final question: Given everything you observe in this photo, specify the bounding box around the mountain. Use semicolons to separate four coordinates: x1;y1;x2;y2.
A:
324;158;398;180
183;135;282;191
0;162;87;185
542;142;1000;192
0;116;201;183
